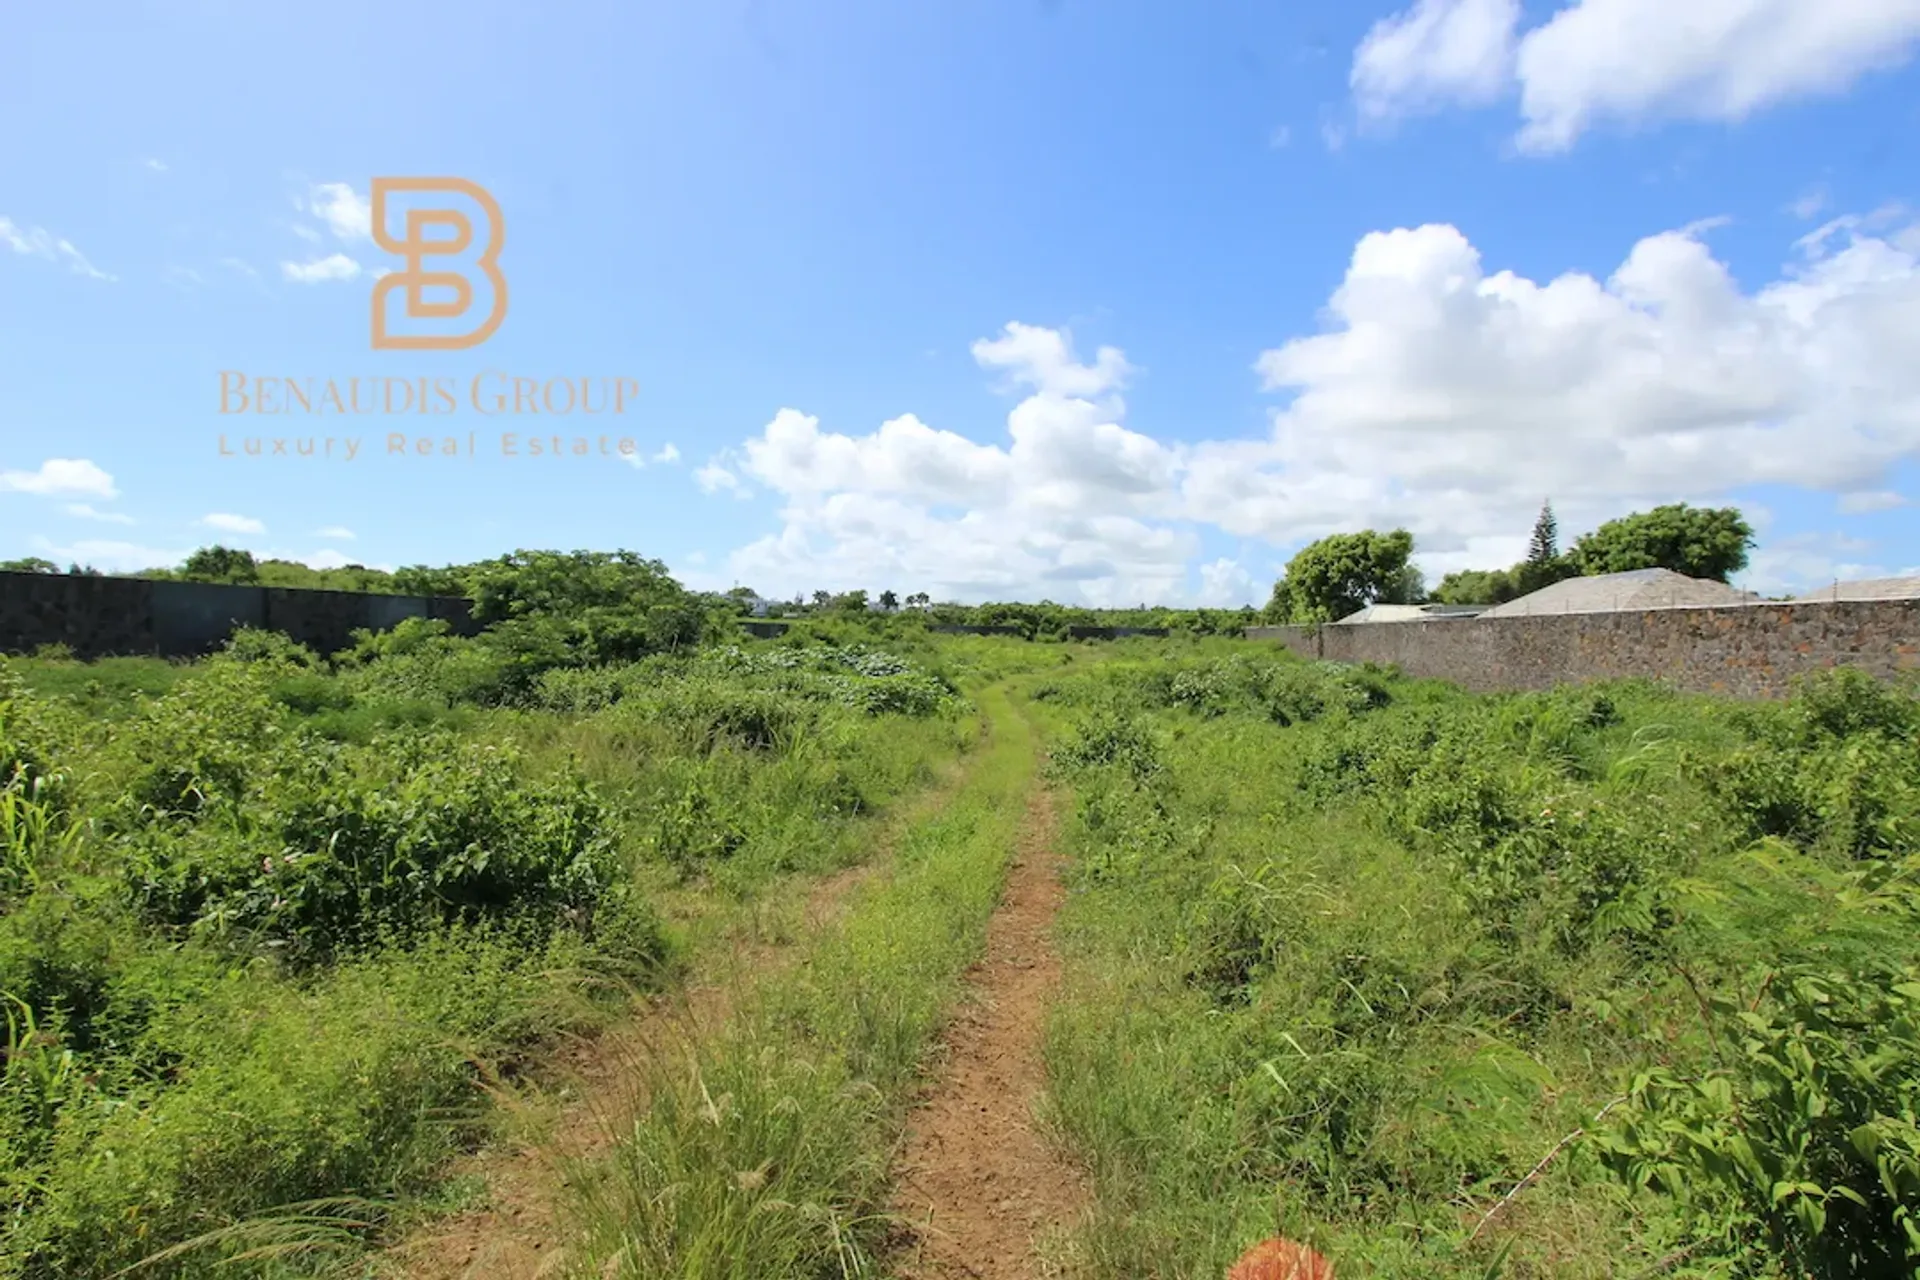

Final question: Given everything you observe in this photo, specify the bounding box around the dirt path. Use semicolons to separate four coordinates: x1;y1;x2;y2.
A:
891;785;1090;1280
384;861;884;1280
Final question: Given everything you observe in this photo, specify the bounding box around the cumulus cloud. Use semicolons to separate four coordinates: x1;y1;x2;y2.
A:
1349;0;1920;151
199;512;266;535
1210;215;1920;542
1197;558;1258;607
281;253;362;284
309;182;372;241
1352;0;1521;122
711;209;1920;604
0;459;118;499
0;217;114;281
695;462;748;496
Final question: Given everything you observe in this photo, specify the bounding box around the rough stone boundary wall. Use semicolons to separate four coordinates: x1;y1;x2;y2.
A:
0;571;480;660
1245;599;1920;699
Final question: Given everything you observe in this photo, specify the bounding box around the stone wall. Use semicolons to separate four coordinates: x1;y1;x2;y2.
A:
0;572;480;660
1245;599;1920;698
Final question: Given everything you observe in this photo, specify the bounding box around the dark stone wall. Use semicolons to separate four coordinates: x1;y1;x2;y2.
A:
0;572;479;660
928;625;1027;637
1245;599;1920;698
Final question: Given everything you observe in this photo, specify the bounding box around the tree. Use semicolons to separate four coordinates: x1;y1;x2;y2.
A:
878;589;899;612
811;590;832;609
1264;529;1418;624
1513;499;1579;594
1570;503;1755;583
1433;567;1519;606
905;592;931;609
832;589;870;614
1528;500;1558;565
0;557;59;574
181;545;260;584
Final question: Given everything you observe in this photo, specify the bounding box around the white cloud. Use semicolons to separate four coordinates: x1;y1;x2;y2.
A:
695;462;748;496
143;158;168;172
1839;489;1908;513
1740;531;1894;596
199;512;266;535
309;182;372;241
617;441;684;471
711;209;1920;605
1202;211;1920;560
1269;124;1294;148
64;503;134;525
29;537;188;574
1197;557;1257;607
0;217;115;281
1514;0;1920;153
1349;0;1920;152
0;459;118;499
1352;0;1521;121
281;253;362;283
221;257;259;280
314;525;356;540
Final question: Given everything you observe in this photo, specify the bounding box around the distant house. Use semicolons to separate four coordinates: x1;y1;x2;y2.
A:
1332;603;1488;624
1480;567;1757;618
1790;576;1920;603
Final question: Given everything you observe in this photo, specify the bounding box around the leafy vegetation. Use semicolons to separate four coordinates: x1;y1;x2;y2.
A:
0;620;971;1277
1039;648;1920;1278
1264;529;1423;624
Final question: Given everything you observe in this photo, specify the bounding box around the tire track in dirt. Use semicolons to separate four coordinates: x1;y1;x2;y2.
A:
891;783;1090;1280
384;756;982;1280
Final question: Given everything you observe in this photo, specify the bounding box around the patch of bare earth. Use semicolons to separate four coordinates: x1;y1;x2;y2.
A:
383;857;897;1280
892;786;1090;1280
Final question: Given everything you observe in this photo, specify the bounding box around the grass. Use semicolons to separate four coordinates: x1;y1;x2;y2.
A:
0;633;987;1278
9;630;1916;1280
1033;653;1920;1279
558;678;1044;1277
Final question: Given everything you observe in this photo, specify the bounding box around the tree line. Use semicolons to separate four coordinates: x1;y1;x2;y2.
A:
1262;501;1757;624
0;500;1758;638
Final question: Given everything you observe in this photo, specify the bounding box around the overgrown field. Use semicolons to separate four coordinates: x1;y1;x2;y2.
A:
1038;648;1920;1279
0;625;980;1278
8;619;1919;1280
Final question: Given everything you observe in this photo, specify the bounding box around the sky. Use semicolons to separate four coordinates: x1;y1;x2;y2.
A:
3;0;1919;607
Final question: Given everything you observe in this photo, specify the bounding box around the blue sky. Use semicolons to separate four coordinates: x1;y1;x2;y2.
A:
3;0;1918;605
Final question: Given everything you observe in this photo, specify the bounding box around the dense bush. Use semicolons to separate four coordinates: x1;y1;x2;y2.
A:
1041;657;1920;1278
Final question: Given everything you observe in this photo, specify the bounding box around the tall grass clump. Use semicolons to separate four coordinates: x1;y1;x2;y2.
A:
1038;657;1920;1279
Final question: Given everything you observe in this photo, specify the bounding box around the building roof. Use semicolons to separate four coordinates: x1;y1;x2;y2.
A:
1480;568;1758;618
1789;576;1920;603
1332;602;1488;624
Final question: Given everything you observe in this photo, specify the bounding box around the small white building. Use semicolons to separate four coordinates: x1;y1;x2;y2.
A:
1333;603;1488;624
